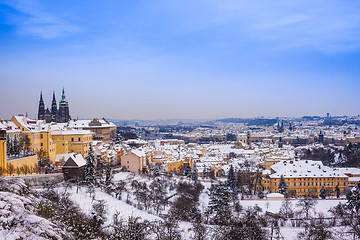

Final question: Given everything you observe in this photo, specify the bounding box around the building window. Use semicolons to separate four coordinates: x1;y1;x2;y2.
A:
41;134;43;139
78;137;80;141
41;143;43;146
71;138;74;141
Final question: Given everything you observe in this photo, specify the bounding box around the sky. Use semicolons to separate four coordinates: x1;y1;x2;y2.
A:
0;0;359;120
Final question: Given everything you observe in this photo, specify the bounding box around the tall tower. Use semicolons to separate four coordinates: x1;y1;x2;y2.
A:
319;131;324;144
246;130;252;149
58;88;71;123
38;92;45;120
51;91;58;122
0;130;7;176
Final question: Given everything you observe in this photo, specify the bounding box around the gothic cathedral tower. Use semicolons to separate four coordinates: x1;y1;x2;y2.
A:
38;92;45;120
51;91;58;122
58;88;71;123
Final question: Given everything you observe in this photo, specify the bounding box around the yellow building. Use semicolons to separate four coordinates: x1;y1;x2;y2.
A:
268;160;348;197
11;115;93;164
0;115;95;177
167;158;193;173
1;129;39;176
51;130;93;158
0;130;7;176
11;116;57;163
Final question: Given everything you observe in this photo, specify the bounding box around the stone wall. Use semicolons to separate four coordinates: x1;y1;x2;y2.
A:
8;173;64;187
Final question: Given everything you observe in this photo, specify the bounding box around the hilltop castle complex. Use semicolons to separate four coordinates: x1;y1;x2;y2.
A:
38;88;71;123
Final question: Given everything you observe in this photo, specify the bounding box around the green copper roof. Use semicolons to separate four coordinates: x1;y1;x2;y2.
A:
59;88;68;104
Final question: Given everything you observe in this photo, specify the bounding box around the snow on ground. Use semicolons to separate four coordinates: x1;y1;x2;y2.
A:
57;173;195;239
57;186;160;225
240;199;346;216
0;178;66;240
112;172;133;181
56;173;348;240
280;226;304;240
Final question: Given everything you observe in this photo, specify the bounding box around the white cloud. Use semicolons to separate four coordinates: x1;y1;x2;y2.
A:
5;0;81;39
153;0;360;53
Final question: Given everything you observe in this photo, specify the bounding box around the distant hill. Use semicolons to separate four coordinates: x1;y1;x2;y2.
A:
216;118;278;126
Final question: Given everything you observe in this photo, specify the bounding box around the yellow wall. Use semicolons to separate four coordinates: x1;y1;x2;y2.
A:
167;160;184;173
167;158;193;173
269;176;348;196
22;132;56;163
52;132;93;158
0;137;7;176
6;155;38;176
55;140;69;155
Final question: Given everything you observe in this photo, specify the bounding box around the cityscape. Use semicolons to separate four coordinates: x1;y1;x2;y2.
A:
1;1;360;240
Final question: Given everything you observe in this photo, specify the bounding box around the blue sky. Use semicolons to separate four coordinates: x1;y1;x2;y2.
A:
0;0;359;120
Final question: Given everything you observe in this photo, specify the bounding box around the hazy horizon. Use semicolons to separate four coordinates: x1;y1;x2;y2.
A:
1;0;359;120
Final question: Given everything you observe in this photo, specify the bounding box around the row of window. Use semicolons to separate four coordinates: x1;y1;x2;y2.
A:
274;181;346;187
274;177;346;181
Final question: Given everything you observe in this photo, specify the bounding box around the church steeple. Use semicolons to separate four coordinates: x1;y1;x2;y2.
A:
38;92;45;120
59;88;68;105
51;91;58;122
59;88;71;123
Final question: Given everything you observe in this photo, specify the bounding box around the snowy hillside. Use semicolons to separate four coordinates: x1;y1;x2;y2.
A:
1;172;359;240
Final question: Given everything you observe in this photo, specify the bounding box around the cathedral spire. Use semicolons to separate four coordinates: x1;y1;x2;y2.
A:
59;88;71;123
51;91;58;122
59;88;68;104
38;92;45;120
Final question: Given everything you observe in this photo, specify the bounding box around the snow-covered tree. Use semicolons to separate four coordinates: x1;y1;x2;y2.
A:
84;146;96;185
347;181;360;212
335;184;340;198
153;164;160;177
184;162;191;177
91;199;107;228
191;163;198;182
207;182;232;225
278;175;288;196
105;165;112;186
149;179;168;214
320;187;327;199
203;167;207;178
227;165;236;191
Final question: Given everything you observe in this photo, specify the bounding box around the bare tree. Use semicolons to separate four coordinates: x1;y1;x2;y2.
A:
296;197;318;220
297;213;333;240
7;163;15;176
